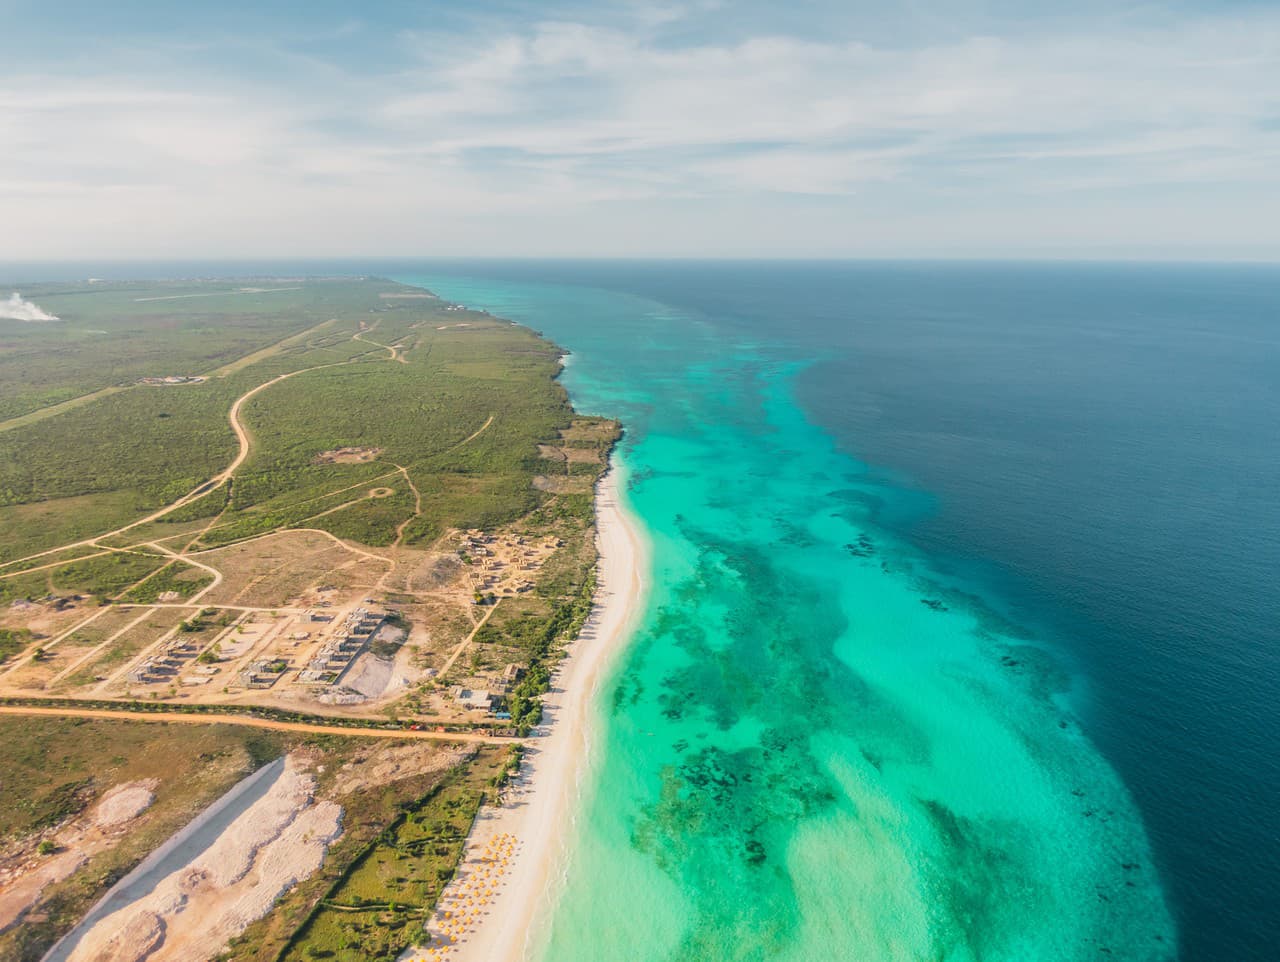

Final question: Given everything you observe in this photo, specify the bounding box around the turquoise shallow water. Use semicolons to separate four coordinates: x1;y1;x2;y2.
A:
399;273;1175;962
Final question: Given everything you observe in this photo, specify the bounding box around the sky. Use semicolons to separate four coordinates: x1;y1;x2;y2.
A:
2;0;1279;260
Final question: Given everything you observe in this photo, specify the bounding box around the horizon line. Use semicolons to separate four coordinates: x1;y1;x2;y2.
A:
4;255;1280;268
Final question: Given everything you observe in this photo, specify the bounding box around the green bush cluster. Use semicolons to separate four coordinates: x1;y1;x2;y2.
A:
506;570;598;735
0;627;35;664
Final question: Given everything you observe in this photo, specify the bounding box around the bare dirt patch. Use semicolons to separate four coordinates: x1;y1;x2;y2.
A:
330;742;469;797
533;475;594;495
195;531;360;609
58;756;342;962
0;779;157;933
313;447;381;465
92;781;158;829
564;446;605;464
556;419;619;443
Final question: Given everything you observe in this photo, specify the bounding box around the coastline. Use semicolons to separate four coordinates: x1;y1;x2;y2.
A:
400;462;649;962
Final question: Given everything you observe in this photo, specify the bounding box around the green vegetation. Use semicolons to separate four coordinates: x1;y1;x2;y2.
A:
0;379;240;511
0;550;169;606
0;280;381;424
475;570;598;735
0;277;617;960
119;559;216;603
0;627;35;663
462;483;606;732
0;277;584;581
235;746;515;962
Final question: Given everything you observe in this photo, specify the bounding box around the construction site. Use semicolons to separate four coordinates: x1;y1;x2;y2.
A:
0;514;585;728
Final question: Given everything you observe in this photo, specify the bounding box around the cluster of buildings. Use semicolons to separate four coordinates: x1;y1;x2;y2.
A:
296;607;385;686
460;530;558;600
238;658;289;689
450;663;525;718
127;638;203;685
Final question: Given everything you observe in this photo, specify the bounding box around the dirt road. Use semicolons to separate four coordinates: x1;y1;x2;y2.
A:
0;706;513;744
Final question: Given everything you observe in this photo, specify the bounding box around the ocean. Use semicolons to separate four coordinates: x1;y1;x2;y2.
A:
392;261;1279;962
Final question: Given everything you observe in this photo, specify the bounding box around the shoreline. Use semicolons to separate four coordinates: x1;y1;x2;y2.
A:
400;462;649;962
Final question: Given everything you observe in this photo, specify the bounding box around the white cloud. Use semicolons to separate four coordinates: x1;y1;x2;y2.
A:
1;293;59;321
1;5;1279;257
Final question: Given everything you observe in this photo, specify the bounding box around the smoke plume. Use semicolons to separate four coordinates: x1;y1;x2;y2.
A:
0;292;60;322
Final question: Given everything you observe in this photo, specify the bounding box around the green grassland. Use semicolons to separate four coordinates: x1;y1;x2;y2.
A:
0;280;390;423
0;549;171;607
119;559;216;603
0;277;589;572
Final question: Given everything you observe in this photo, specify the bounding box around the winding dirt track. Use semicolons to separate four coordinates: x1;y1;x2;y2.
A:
217;362;351;484
1;359;352;571
0;706;513;743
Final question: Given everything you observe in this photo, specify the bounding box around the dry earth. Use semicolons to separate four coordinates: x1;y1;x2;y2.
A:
0;780;157;932
60;757;341;962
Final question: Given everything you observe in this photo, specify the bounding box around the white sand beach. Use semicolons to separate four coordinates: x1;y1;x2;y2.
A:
400;465;649;962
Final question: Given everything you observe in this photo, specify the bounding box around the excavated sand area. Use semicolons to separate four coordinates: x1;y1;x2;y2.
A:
57;756;341;962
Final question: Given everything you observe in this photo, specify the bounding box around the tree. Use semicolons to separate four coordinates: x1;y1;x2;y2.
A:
37;840;56;855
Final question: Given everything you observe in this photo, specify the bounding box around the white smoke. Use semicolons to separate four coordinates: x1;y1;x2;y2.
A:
0;292;60;322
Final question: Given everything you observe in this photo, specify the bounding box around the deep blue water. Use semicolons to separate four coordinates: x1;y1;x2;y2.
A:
8;259;1277;959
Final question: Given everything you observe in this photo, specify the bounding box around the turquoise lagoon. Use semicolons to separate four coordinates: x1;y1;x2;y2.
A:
401;272;1176;962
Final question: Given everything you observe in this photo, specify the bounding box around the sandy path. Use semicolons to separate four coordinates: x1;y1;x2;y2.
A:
0;707;511;744
400;466;649;962
436;599;502;679
132;288;302;302
46;609;154;686
458;414;495;446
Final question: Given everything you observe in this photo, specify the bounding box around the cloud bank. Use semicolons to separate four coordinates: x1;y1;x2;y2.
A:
1;2;1278;259
1;293;60;322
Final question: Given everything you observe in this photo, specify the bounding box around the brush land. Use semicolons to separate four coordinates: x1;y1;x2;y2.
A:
0;277;615;960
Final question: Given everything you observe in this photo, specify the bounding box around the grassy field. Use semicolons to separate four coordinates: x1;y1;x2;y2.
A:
0;276;579;569
0;280;388;424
